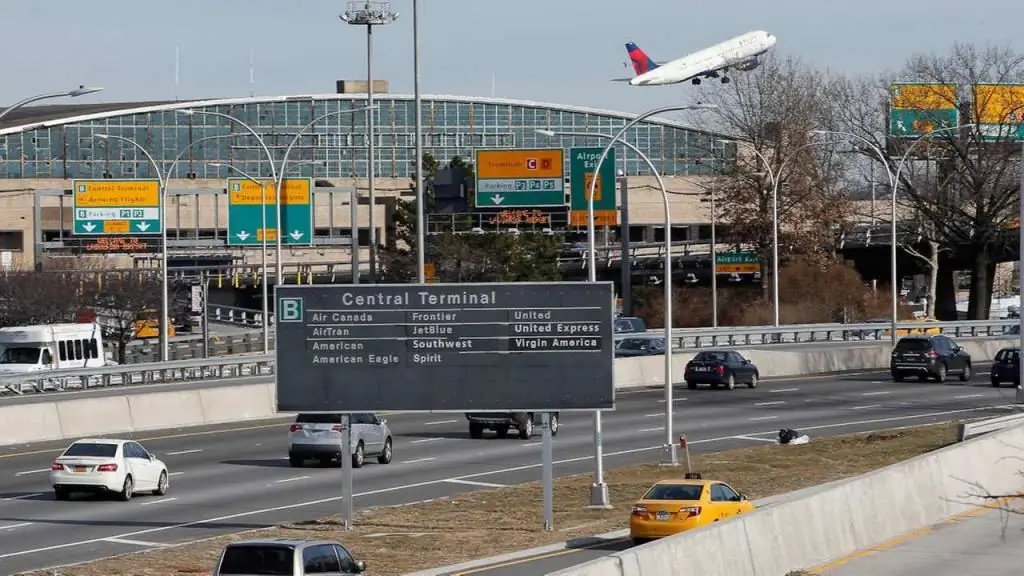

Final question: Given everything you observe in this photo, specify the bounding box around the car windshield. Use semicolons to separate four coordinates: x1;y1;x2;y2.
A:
0;346;41;364
619;338;653;350
643;484;704;501
895;339;932;352
218;545;294;575
296;413;342;424
63;442;118;457
694;351;728;362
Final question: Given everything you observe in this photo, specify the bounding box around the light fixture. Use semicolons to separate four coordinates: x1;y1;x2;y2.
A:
69;86;104;97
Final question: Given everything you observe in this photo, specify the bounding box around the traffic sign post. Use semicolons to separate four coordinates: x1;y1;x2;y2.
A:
569;147;618;227
226;178;313;246
72;180;162;236
474;149;565;208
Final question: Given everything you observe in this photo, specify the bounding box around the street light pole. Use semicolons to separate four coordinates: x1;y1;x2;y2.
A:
412;0;426;283
709;143;719;327
0;86;103;126
342;2;398;283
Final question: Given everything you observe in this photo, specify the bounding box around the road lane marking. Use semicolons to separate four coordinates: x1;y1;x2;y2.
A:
1;522;33;530
642;412;663;417
169;472;184;476
274;476;310;484
102;537;170;548
732;435;777;443
861;391;892;396
852;405;882;410
748;416;778;421
770;388;800;393
656;398;688;403
0;404;1010;563
522;442;542;447
410;437;445;444
165;449;203;456
424;419;458;426
141;498;176;506
953;394;984;399
14;469;49;476
445;479;507;489
0;493;42;501
402;457;436;464
638;427;664;432
754;401;786;406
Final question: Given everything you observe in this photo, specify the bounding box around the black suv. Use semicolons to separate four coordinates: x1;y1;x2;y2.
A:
990;346;1020;387
465;412;559;439
890;335;972;383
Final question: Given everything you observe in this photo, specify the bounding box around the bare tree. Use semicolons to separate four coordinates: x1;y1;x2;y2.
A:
0;271;88;327
695;54;855;298
87;270;162;363
829;43;1024;319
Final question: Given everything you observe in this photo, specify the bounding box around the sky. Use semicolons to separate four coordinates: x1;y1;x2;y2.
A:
1;0;1020;115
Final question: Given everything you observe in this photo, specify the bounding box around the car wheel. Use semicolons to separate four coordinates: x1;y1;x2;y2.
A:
54;487;70;501
519;417;534;439
934;364;947;383
377;437;393;464
352;442;365;469
725;374;736;390
469;422;484;439
992;378;1001;387
748;373;758;389
495;425;509;438
289;454;304;468
550;413;559;437
960;364;972;382
152;470;168;496
118;475;134;502
686;381;697;390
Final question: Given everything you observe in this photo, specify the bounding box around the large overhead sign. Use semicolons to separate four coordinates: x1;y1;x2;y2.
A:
569;147;618;227
474;149;565;208
888;83;959;138
274;282;616;413
972;84;1024;141
226;178;313;246
72;180;162;236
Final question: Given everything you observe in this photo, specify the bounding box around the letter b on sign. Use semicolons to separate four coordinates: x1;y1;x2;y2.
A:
279;298;304;322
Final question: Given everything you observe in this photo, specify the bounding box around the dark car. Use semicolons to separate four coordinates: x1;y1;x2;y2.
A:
890;335;972;383
615;336;666;357
990;346;1020;387
465;412;559;439
683;350;759;390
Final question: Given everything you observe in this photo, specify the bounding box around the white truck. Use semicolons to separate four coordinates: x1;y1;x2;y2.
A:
0;322;109;375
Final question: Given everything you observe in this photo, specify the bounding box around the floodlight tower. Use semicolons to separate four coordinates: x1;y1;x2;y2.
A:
341;2;398;283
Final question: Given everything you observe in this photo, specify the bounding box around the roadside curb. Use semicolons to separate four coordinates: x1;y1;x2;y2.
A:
405;529;629;576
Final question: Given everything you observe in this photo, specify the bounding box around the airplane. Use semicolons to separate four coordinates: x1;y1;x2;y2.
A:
614;30;777;87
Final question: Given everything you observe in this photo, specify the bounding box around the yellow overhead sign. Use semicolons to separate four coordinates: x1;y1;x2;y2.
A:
476;149;564;179
227;178;312;205
73;180;161;208
890;83;957;110
972;84;1024;125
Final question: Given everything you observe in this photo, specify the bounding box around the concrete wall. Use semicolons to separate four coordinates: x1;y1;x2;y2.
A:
0;338;1014;447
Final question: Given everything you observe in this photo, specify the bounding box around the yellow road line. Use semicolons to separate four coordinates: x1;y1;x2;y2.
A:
451;537;629;575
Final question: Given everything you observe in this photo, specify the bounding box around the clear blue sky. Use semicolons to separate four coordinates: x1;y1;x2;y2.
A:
2;0;1019;114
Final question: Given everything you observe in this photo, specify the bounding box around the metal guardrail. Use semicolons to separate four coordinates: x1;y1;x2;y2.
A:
206;304;273;328
1;354;275;396
958;410;1024;442
122;331;272;363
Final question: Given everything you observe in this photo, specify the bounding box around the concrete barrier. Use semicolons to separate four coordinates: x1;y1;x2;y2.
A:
0;338;1016;448
549;412;1024;576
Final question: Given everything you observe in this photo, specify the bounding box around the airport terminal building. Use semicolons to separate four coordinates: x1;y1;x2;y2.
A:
0;88;733;270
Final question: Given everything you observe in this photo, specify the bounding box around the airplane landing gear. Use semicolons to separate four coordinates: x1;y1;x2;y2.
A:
721;76;731;84
691;77;701;85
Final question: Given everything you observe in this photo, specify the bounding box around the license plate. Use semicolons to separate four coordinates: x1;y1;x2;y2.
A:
694;367;710;372
73;466;87;472
656;511;672;521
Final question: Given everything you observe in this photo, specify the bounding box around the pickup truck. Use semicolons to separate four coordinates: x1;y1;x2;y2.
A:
465;412;560;439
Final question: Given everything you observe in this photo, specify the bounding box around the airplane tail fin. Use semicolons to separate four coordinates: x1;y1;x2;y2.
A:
625;42;659;75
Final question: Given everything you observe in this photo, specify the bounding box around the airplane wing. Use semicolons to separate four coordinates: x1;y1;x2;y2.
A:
610;78;634;82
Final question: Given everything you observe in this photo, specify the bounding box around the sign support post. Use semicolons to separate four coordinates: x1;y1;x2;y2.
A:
542;412;554;531
342;414;354;530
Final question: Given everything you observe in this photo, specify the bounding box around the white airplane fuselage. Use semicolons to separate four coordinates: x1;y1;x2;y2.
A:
630;30;777;86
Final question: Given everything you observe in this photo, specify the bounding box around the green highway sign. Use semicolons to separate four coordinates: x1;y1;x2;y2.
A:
474;148;565;207
72;179;162;236
715;252;760;274
226;178;313;246
888;83;959;138
569;147;617;227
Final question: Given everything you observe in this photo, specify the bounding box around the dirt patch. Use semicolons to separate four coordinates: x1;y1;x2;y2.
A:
27;423;957;576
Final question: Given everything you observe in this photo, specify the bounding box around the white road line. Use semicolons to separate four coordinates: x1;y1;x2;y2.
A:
0;404;1010;563
274;476;310;484
770;388;800;393
410;437;445;444
643;412;663;418
445;479;507;489
656;398;688;403
0;493;42;501
14;469;49;476
102;537;170;548
748;416;778;421
424;419;458;426
169;472;184;477
1;522;33;530
953;394;985;400
638;427;664;432
861;391;892;396
401;457;436;465
732;435;776;443
754;401;786;407
165;449;203;456
871;381;884;385
852;404;882;410
141;497;177;506
522;442;542;447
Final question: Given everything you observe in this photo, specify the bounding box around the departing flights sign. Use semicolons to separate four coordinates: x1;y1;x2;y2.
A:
474;149;565;208
72;180;162;235
274;282;615;413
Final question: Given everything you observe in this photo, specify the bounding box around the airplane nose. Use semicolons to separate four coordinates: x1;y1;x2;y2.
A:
767;34;777;45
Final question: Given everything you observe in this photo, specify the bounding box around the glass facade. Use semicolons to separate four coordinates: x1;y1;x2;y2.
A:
0;95;733;180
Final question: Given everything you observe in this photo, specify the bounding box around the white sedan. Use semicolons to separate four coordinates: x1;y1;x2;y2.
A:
50;438;169;501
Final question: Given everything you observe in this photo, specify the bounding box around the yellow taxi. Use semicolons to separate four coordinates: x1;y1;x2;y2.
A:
629;478;755;544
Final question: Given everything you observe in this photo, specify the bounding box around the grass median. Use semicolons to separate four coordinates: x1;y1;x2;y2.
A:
25;424;957;576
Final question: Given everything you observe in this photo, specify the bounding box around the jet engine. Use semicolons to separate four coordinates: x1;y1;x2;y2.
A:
737;57;761;71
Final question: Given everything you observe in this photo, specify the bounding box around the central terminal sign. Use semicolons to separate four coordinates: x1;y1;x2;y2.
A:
274;282;615;413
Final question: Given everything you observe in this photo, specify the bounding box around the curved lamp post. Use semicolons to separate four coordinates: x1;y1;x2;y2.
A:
0;86;104;126
535;128;676;483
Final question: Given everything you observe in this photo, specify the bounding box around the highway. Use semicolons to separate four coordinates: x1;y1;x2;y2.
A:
0;365;1015;575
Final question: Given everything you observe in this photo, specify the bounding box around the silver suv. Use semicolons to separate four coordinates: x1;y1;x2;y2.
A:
287;413;393;468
